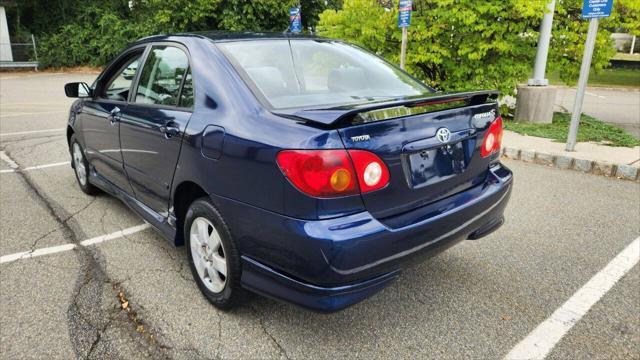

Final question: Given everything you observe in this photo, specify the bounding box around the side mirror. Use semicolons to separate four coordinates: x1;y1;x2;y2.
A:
64;82;93;98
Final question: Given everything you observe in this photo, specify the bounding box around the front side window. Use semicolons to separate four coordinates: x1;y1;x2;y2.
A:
102;52;143;101
135;46;189;106
217;40;433;109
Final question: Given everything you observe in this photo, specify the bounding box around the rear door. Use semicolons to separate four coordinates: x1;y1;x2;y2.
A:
119;44;194;215
338;103;499;219
81;48;145;194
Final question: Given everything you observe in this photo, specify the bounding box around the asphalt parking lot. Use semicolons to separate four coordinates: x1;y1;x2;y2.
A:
1;72;639;359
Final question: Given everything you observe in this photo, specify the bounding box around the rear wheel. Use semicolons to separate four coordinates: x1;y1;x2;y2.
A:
69;134;99;195
185;198;242;309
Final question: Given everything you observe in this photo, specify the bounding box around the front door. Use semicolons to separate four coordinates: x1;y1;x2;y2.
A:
119;44;194;216
82;49;144;193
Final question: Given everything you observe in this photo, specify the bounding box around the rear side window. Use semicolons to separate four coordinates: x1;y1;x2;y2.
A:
135;46;189;106
179;69;194;108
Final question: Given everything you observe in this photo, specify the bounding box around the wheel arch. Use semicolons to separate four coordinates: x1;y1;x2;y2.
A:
66;125;75;147
172;180;209;246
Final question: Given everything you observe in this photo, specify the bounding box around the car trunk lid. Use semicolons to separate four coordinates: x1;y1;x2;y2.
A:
276;91;501;220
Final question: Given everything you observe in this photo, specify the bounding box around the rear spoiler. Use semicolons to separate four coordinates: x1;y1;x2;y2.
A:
273;90;500;127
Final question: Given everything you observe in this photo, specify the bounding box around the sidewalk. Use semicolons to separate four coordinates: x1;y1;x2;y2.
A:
501;130;640;181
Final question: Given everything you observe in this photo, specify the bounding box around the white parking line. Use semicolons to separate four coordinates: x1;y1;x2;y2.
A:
585;91;607;100
0;161;70;173
0;151;19;169
0;128;65;137
505;237;640;360
0;224;150;264
0;110;67;118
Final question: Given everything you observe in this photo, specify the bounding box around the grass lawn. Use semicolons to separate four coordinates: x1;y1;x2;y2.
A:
504;112;640;148
612;53;640;61
548;68;640;88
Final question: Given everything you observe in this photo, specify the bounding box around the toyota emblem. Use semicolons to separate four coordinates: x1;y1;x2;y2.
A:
436;128;451;143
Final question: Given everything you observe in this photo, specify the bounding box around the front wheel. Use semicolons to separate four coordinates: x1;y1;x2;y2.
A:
185;198;243;309
69;134;99;195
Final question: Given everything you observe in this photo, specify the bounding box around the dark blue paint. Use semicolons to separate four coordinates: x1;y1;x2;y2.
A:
67;33;513;312
119;105;192;216
201;125;225;160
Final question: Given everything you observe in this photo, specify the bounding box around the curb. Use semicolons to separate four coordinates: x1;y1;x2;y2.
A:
501;147;640;182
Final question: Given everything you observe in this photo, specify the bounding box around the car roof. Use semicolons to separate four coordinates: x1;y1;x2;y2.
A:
136;31;323;44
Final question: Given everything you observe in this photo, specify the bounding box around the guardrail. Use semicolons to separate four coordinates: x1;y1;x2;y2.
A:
0;34;39;70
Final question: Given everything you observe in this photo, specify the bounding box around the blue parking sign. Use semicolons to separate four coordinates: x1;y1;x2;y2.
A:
289;7;302;33
582;0;614;19
398;0;412;28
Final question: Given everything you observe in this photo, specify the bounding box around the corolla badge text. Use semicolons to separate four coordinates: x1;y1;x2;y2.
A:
351;135;371;142
472;109;496;122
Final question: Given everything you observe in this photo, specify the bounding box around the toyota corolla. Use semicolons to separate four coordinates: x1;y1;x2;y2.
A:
64;32;513;312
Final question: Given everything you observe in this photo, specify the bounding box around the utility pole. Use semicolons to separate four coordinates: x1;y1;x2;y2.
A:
515;0;557;124
529;0;556;86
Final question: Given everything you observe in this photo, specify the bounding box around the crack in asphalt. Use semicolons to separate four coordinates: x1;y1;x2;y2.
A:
250;305;291;360
0;133;64;145
24;197;98;253
1;149;170;359
214;311;223;359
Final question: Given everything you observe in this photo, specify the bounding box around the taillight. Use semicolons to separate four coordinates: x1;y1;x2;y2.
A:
480;116;503;158
276;149;389;198
347;150;390;193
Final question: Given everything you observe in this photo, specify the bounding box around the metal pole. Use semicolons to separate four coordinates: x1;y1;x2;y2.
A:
528;0;555;86
400;26;408;69
566;18;599;152
631;35;636;55
31;34;39;71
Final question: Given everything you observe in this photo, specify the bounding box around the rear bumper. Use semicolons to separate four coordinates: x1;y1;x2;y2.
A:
241;256;401;312
216;163;513;311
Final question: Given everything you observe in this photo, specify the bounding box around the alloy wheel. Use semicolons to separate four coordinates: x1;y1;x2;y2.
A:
73;143;87;186
189;217;227;293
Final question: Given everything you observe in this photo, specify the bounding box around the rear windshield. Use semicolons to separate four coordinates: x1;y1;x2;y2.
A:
217;39;433;109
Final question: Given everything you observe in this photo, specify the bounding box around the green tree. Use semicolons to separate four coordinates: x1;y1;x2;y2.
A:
19;0;340;67
551;0;617;84
317;0;617;94
611;0;640;36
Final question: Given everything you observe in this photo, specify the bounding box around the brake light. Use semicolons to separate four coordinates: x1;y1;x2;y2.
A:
480;116;503;158
276;149;389;198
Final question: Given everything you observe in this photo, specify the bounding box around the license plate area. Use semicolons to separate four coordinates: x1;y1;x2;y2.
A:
406;140;470;189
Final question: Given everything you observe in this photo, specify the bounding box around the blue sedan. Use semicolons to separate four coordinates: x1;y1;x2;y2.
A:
64;32;512;312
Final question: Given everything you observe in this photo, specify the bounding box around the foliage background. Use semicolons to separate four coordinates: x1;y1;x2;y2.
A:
317;0;632;95
8;0;341;67
5;0;638;94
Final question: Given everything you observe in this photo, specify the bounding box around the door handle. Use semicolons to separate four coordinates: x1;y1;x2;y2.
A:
160;123;180;139
108;106;121;125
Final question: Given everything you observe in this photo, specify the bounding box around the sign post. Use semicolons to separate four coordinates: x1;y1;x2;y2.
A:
398;0;412;69
289;6;302;34
566;0;614;151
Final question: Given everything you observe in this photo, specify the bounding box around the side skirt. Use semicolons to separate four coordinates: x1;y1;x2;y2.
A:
89;170;177;244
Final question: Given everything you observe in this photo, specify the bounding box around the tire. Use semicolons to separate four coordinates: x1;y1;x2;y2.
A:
184;198;242;309
69;134;99;195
